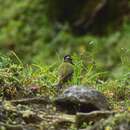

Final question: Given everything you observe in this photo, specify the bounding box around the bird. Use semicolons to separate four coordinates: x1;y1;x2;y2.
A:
56;55;74;90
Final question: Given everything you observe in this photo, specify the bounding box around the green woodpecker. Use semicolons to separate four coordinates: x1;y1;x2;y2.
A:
56;55;74;90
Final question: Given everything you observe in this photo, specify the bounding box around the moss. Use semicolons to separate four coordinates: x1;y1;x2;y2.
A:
89;112;130;130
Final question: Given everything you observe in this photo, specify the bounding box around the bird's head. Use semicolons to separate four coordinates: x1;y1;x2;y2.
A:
64;55;73;64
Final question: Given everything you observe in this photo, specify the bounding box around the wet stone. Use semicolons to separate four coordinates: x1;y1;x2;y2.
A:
54;86;110;114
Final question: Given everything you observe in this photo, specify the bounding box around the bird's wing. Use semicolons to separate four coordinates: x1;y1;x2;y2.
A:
58;63;73;80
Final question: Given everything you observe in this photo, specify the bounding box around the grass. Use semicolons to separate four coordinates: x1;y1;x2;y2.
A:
0;53;129;111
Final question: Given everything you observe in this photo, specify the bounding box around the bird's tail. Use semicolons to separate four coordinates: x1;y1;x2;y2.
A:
55;81;63;92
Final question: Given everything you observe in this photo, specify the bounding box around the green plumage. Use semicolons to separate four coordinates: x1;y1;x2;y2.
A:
56;55;74;90
58;62;74;84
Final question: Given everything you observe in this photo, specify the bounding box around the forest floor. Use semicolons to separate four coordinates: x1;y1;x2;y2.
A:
0;54;130;130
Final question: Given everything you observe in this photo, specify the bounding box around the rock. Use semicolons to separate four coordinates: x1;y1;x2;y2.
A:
0;123;23;130
3;101;16;112
21;110;42;124
0;102;7;122
76;111;115;128
54;86;110;114
81;112;130;130
51;114;75;130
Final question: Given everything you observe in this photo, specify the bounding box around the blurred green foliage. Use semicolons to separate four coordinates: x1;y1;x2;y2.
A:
0;0;130;79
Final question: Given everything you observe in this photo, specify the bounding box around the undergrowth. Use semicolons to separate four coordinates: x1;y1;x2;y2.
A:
0;53;129;110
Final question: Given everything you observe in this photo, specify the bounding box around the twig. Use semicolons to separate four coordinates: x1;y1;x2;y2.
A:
11;96;51;105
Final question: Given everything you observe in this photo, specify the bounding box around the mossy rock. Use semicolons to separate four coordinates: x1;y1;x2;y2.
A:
85;112;130;130
54;86;110;114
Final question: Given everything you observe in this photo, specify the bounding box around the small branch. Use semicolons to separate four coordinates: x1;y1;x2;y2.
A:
11;96;51;105
76;111;115;128
0;122;23;130
45;114;75;123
